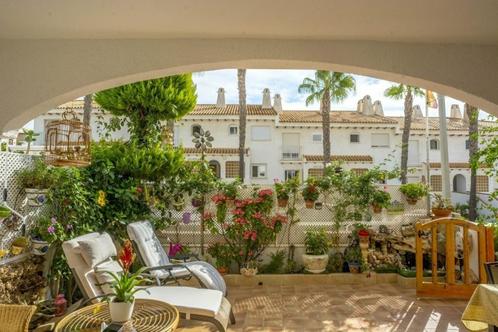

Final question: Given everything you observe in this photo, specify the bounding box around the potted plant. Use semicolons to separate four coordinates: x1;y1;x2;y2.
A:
371;190;391;213
10;236;29;255
105;240;147;323
240;260;258;277
432;193;454;218
30;221;50;256
345;246;363;273
302;228;330;273
302;178;319;208
219;180;239;207
16;159;55;207
399;183;428;205
274;179;290;208
207;243;233;275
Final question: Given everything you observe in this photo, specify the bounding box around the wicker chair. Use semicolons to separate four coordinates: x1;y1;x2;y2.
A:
485;262;498;284
0;304;37;332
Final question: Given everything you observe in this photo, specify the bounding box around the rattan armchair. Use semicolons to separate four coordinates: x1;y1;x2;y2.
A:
0;304;37;332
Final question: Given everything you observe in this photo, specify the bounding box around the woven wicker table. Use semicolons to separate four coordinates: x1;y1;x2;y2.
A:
55;299;179;332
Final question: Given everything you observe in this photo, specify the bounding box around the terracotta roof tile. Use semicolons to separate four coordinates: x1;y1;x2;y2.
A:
304;155;373;162
56;100;101;110
392;117;496;131
183;147;249;155
191;104;277;116
279;111;397;124
429;162;490;168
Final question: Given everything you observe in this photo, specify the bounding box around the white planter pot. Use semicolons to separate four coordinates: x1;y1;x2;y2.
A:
31;239;49;256
25;188;48;207
240;267;258;277
302;254;329;273
109;301;135;323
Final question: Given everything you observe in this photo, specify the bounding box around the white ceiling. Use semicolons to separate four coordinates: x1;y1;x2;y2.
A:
1;0;497;44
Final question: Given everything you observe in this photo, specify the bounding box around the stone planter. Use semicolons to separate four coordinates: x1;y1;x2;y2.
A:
305;200;315;209
302;254;329;273
25;188;48;207
432;208;452;218
277;198;288;208
109;300;135;323
405;197;418;205
31;239;49;256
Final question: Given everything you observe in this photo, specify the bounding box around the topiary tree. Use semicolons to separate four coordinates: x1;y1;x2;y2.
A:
95;75;197;145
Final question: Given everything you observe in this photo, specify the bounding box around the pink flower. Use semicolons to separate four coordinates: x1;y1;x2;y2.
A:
47;225;55;234
258;189;273;197
212;193;227;205
202;211;213;221
243;230;257;241
233;209;244;216
234;217;246;225
252;212;263;220
168;243;183;257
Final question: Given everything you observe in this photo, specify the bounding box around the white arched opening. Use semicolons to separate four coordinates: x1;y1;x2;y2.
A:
453;174;467;193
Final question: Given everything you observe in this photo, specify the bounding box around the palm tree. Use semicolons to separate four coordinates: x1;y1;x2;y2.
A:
83;94;92;127
465;103;479;221
22;129;39;154
298;71;356;166
238;69;247;182
384;84;424;184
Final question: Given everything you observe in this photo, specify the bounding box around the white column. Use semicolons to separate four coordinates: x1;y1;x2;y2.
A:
437;94;451;199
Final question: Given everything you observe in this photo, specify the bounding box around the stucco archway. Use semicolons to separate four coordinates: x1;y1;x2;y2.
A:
453;174;467;193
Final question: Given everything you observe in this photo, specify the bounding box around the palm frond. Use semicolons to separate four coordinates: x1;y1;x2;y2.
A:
384;84;405;100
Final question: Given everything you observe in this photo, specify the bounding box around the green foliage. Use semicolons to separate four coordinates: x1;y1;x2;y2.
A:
207;243;234;269
274;177;300;201
217;179;241;200
259;250;286;274
301;177;320;202
304;229;330;255
344;246;363;264
95;75;197;145
105;267;148;302
432;193;453;210
399;183;428;199
383;84;425;100
0;206;12;219
16;158;57;188
371;190;391;208
326;252;344;273
298;71;356;106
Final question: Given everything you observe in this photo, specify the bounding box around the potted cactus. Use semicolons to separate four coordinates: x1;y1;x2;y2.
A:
302;229;330;273
432;193;453;218
399;183;428;205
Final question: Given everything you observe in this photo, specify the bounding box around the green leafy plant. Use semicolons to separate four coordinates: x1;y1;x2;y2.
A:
304;229;330;255
217;179;240;200
371;190;391;209
326;252;344;273
302;177;320;202
399;183;428;200
22;128;39;154
432;193;454;210
259;250;286;274
16;158;56;188
344;246;363;265
0;206;12;219
274;179;290;201
207;243;234;269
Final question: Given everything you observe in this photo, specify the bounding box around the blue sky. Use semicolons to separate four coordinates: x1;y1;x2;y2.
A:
193;69;470;117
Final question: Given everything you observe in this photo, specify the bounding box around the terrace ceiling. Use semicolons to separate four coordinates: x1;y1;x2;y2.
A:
1;0;498;130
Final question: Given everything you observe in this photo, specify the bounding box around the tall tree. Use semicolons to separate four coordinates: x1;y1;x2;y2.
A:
83;94;92;127
465;103;479;221
299;71;356;166
384;84;424;184
238;69;247;182
22;128;39;154
95;75;197;145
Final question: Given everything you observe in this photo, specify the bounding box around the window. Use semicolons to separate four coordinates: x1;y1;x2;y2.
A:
282;133;300;160
312;134;322;143
476;175;489;192
430;139;440;150
350;134;360;143
465;139;470;149
430;175;442;192
284;170;299;180
308;168;323;178
225;161;240;178
371;133;390;147
229;126;238;135
251;164;267;178
192;124;201;136
251;126;271;141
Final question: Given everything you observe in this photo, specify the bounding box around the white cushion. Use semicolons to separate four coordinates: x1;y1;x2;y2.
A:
185;261;227;295
94;259;123;295
77;233;117;267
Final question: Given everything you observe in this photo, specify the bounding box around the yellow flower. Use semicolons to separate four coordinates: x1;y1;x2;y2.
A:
97;190;106;207
93;303;103;314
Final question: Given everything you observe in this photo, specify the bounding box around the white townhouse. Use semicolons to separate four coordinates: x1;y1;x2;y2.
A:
26;88;497;194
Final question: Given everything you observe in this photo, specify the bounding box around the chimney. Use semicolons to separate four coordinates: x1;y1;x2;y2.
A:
216;87;225;108
373;100;384;116
450;104;462;119
361;95;373;115
273;93;282;112
357;99;364;113
412;105;423;119
262;88;272;109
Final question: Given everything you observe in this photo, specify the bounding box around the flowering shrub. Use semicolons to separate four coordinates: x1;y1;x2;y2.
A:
274;179;290;200
205;188;286;267
302;178;320;202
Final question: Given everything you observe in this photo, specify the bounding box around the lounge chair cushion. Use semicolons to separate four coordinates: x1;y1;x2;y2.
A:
77;233;117;267
137;286;223;318
94;259;123;295
184;261;227;295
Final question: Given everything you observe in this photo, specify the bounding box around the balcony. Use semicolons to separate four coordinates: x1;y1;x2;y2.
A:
281;145;302;161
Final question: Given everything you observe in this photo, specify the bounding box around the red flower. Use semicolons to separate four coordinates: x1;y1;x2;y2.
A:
243;230;257;241
119;240;135;273
258;189;273;197
252;212;263;220
202;211;214;221
233;208;244;216
235;217;247;225
358;229;369;237
235;200;247;208
212;193;227;205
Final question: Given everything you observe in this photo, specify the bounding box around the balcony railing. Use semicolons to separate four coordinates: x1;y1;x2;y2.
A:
281;145;302;161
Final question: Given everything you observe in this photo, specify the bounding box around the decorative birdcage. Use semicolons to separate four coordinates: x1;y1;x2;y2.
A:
44;110;91;167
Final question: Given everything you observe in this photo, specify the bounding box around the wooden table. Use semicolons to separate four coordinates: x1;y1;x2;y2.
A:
55;299;179;332
461;284;498;331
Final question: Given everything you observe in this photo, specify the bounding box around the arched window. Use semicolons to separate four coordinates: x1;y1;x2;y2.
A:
191;124;201;136
209;160;221;178
452;174;466;193
430;139;440;150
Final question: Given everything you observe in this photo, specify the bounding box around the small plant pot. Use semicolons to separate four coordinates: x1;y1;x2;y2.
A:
191;197;204;208
302;254;329;273
405;197;419;205
25;188;48;207
371;204;382;214
217;266;229;275
348;262;361;274
109;300;135;323
305;200;315;209
432;208;452;218
31;239;49;256
240;267;258;277
277;199;288;208
314;202;323;210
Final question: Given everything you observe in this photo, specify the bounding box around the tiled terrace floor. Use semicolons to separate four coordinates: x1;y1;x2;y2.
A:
177;284;468;332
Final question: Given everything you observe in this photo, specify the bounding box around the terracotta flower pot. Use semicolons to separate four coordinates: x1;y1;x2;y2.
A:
277;199;288;208
406;197;418;205
305;200;315;209
217;266;229;275
371;204;382;213
432;208;452;218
